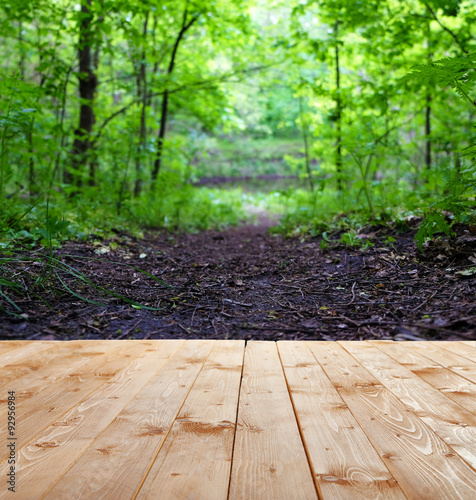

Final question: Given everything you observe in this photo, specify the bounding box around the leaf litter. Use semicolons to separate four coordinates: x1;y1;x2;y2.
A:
1;222;475;341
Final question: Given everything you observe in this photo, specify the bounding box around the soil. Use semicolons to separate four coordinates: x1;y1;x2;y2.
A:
1;220;475;342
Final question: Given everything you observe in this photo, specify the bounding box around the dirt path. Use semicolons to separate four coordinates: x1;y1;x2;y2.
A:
1;223;475;341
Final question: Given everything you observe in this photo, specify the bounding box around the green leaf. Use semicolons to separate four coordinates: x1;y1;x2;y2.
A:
455;267;476;277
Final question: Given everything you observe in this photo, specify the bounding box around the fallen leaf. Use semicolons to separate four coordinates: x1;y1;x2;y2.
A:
94;246;110;255
455;267;476;277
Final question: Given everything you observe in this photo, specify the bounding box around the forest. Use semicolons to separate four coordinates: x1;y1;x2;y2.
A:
0;0;475;340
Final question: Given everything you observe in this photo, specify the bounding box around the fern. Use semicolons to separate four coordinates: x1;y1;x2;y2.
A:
403;53;476;108
405;53;476;250
415;185;473;250
415;210;453;251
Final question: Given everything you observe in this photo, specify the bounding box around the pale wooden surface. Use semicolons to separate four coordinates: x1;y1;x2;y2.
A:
308;342;476;500
137;340;244;500
1;340;183;498
407;342;476;384
434;341;476;363
44;340;214;499
341;341;476;469
0;339;475;499
277;341;405;500
228;341;318;500
371;340;476;414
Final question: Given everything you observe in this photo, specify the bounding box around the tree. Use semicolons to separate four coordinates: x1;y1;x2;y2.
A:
151;2;200;181
68;0;99;186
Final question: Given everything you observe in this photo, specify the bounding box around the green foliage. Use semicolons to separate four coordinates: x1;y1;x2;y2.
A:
414;173;476;249
193;136;302;179
404;48;476;248
415;209;454;250
130;185;248;231
0;0;476;254
339;232;374;250
404;53;476;108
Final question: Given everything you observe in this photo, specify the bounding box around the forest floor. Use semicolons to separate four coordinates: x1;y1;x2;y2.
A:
1;217;475;342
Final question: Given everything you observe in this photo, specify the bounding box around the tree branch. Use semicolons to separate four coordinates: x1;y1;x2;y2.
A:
90;63;280;147
168;5;201;75
422;1;468;54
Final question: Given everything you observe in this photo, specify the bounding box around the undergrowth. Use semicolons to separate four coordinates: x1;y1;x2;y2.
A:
2;171;475;316
0;183;250;316
0;250;172;317
265;161;476;248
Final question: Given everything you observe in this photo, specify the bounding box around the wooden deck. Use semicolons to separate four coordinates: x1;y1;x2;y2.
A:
1;340;475;499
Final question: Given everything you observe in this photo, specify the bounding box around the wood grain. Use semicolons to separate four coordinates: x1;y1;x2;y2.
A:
309;341;476;500
432;341;476;363
0;340;112;392
1;339;475;499
278;341;404;500
371;341;476;414
0;340;183;500
0;341;148;460
408;342;476;385
228;341;318;500
340;341;476;469
0;341;28;356
43;340;215;500
136;340;245;500
0;341;56;369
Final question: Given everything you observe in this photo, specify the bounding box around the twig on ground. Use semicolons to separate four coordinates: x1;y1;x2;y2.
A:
113;319;142;339
177;323;190;335
411;290;438;313
344;282;356;305
223;298;253;307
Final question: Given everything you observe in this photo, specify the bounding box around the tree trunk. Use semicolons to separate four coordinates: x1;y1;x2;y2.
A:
88;38;101;186
67;0;97;186
18;21;25;79
334;21;343;191
151;9;199;182
152;90;169;181
425;93;432;170
134;12;149;197
28;120;35;195
298;95;314;191
425;18;432;170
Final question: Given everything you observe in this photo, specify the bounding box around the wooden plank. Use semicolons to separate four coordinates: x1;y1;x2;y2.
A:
278;341;404;500
432;341;476;363
136;340;245;500
0;340;30;344
43;340;215;500
0;341;28;356
0;340;116;392
0;341;57;368
460;341;476;347
409;342;476;385
340;341;476;469
0;340;183;500
0;341;149;460
0;346;63;390
228;341;318;500
308;342;476;500
371;341;476;415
